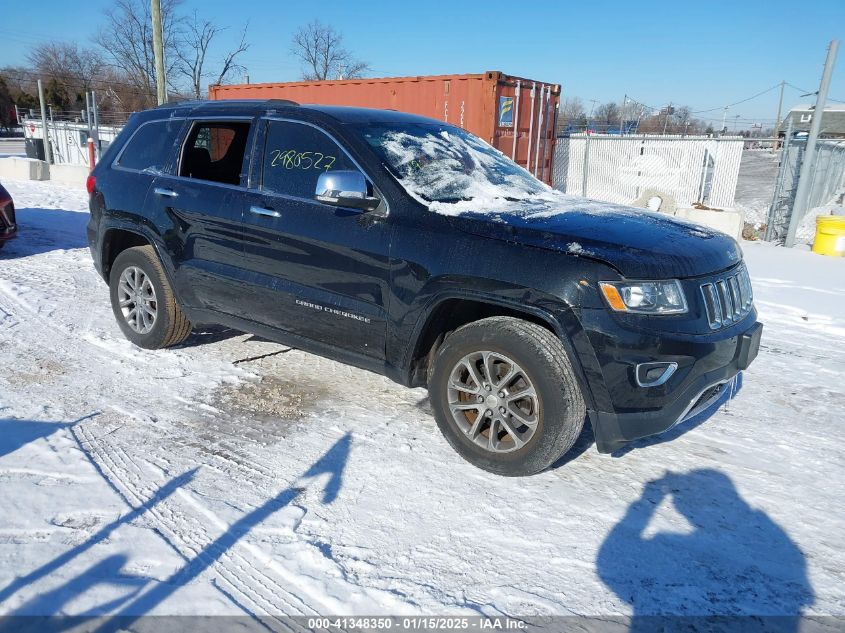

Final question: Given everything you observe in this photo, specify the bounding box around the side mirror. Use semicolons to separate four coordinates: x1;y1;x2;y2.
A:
315;170;380;212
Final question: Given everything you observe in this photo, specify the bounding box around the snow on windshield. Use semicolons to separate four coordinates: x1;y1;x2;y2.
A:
361;124;585;217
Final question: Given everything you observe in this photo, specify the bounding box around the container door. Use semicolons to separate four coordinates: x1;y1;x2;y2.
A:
494;80;559;186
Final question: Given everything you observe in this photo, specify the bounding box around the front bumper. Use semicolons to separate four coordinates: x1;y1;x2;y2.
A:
579;310;762;453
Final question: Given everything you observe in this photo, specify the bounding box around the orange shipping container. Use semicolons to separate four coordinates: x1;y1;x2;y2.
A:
209;71;560;184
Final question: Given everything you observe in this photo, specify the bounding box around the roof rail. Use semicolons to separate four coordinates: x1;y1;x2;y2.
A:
155;98;299;109
266;98;298;107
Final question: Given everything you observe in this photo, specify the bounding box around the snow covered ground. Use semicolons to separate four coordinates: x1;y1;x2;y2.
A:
0;179;843;623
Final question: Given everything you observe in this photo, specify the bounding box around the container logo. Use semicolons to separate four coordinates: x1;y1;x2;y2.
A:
498;96;514;127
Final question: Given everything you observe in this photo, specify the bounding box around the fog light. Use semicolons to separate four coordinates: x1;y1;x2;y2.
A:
635;362;678;387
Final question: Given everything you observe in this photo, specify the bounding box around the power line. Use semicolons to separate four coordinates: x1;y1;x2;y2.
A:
785;81;844;104
690;83;782;114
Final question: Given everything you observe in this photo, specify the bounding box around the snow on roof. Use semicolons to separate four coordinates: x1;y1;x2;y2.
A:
789;103;845;112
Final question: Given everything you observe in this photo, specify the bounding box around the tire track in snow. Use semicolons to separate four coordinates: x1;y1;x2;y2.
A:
73;421;337;618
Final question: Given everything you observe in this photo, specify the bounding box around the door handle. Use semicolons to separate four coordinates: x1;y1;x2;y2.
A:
250;206;281;218
153;187;178;198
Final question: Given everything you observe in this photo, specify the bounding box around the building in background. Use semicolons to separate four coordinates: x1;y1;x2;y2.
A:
780;103;845;138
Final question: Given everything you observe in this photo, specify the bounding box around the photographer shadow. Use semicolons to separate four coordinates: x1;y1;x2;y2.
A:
597;469;813;632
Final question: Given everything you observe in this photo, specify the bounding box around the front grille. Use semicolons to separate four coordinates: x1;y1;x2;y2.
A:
700;264;753;329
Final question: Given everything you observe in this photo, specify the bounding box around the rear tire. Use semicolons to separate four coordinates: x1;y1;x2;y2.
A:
109;245;192;349
429;317;585;476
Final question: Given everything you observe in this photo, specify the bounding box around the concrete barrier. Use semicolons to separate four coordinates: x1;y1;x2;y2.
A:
50;163;90;187
675;207;745;242
0;157;50;181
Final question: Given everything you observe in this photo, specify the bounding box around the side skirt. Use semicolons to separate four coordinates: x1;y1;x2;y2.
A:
182;307;402;383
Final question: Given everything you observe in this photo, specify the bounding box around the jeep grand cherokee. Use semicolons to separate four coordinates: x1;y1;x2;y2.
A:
86;100;762;476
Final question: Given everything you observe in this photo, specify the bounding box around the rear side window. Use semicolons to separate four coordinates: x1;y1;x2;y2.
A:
262;121;357;199
180;121;251;185
116;120;181;172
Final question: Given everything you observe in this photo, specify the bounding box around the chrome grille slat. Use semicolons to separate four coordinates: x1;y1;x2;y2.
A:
737;272;747;308
728;276;741;318
717;280;733;323
700;264;753;330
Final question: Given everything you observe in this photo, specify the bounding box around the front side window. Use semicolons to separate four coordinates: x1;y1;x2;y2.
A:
116;120;182;172
180;122;251;185
262;121;357;199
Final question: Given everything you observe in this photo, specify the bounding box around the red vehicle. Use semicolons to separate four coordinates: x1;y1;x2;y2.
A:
0;182;16;248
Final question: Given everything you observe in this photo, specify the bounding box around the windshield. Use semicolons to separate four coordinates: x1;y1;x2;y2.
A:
356;123;554;209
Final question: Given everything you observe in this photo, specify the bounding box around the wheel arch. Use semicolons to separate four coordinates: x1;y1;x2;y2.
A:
100;224;174;286
403;293;597;410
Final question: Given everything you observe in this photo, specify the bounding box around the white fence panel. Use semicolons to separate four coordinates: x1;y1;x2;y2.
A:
22;119;122;166
707;139;744;207
553;135;744;208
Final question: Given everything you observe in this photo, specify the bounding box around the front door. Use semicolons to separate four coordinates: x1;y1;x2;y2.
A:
238;119;392;360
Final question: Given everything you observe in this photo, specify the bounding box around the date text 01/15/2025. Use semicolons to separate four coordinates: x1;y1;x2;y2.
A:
295;298;372;324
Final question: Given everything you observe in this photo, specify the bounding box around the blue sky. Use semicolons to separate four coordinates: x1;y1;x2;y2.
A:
2;0;844;125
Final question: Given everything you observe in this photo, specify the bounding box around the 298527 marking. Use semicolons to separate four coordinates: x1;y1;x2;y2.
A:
270;149;337;171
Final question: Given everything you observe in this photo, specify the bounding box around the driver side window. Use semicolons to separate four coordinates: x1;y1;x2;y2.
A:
262;121;357;199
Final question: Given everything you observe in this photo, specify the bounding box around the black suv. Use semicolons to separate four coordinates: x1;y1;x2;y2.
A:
86;100;762;476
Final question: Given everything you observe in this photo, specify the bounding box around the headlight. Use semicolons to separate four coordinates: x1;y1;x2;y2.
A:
599;280;687;314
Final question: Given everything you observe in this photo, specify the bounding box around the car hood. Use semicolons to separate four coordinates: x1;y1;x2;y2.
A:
442;198;742;279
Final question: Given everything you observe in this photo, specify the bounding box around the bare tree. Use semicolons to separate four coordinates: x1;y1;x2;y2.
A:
558;96;587;132
0;67;38;106
27;43;106;102
637;106;707;135
177;13;250;99
291;20;369;81
594;101;620;127
95;0;183;107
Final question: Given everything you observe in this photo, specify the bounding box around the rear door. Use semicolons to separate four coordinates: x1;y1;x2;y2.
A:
105;117;185;240
144;118;255;316
237;118;392;360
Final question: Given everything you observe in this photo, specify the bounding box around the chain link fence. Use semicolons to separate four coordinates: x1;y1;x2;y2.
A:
765;138;845;243
552;134;745;208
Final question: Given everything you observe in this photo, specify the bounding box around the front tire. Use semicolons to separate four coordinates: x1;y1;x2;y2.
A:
109;245;192;349
429;317;586;476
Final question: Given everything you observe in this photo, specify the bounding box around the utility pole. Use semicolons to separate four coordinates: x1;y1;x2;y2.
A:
772;80;786;151
721;106;729;135
786;39;839;247
37;79;52;165
151;0;167;105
